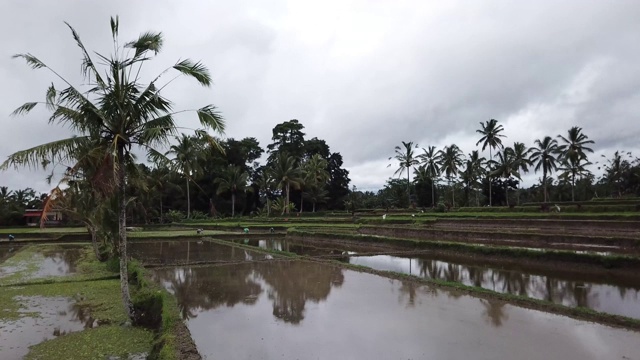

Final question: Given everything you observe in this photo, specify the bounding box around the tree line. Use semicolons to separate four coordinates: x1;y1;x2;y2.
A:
348;119;640;210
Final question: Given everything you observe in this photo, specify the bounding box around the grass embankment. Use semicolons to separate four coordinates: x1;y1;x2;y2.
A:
0;245;154;359
0;227;87;234
287;229;640;269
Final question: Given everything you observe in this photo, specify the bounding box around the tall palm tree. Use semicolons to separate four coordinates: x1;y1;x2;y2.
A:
558;126;595;163
300;154;329;213
417;146;441;207
559;156;592;201
166;134;203;219
476;119;506;206
511;142;532;205
269;153;303;214
394;141;419;206
256;172;274;216
215;165;250;217
439;144;464;206
530;136;560;202
491;147;520;206
461;150;485;206
0;17;225;319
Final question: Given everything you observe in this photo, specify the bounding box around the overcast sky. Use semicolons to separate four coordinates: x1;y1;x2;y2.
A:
1;0;639;193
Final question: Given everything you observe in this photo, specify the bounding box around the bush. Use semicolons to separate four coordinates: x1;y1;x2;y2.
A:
132;288;164;328
189;211;209;220
435;202;446;213
165;210;185;223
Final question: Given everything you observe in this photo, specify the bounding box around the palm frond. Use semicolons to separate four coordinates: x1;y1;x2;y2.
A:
197;105;225;133
174;59;211;86
64;22;106;88
125;31;164;58
12;53;46;69
11;102;39;116
110;16;119;38
45;83;57;110
0;136;90;170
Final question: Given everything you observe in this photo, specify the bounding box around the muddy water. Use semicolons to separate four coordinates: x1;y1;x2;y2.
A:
36;246;83;277
0;245;23;263
0;296;93;360
343;254;640;319
130;240;272;265
153;261;640;360
229;237;386;257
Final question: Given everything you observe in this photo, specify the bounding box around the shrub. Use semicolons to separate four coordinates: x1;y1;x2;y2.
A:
164;210;185;223
132;288;164;328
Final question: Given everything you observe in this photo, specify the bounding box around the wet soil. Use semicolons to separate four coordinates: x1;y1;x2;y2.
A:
154;261;640;360
0;296;91;360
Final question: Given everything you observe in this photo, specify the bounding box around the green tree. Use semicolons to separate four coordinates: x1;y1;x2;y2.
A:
439;144;464;206
166;134;204;219
393;141;419;206
476;119;506;206
559;156;592;201
530;136;560;202
461;150;485;206
558;126;595;163
417;146;441;207
269;153;303;214
511;142;532;205
215;165;250;217
491;147;520;206
1;17;225;319
301;154;329;213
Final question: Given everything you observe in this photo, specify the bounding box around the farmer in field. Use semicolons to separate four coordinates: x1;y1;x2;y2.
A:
8;234;15;242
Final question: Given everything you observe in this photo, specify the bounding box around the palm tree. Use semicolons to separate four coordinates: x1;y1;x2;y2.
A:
256;172;274;216
215;165;250;217
0;17;225;319
511;142;532;205
269;153;303;214
559;156;592;201
491;147;520;206
300;154;329;213
393;141;419;206
530;136;560;202
476;119;506;206
461;150;485;206
439;145;464;206
166;134;203;219
558;126;595;163
417;146;441;207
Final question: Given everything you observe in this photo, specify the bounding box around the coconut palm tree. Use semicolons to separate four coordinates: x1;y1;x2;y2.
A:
394;141;419;206
269;153;303;214
511;142;532;205
558;126;595;163
476;119;506;205
0;17;225;319
491;147;520;206
559;156;592;201
215;165;250;217
417;146;441;207
461;150;486;206
256;171;274;216
530;136;560;202
166;134;203;219
439;144;464;206
300;154;329;213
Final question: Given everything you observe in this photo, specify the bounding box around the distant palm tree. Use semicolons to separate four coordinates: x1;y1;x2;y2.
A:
301;154;329;213
417;145;441;207
511;142;532;205
439;144;464;206
491;147;520;206
476;119;506;206
215;165;250;217
530;136;560;202
461;150;485;206
559;156;592;201
256;172;274;216
558;126;594;163
394;141;419;206
166;134;203;219
269;153;303;214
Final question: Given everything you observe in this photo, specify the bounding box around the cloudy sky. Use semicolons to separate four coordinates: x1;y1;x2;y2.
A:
1;0;639;193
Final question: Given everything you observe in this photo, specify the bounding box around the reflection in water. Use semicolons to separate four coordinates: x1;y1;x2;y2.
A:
130;240;272;265
153;261;344;324
154;262;640;360
345;255;640;319
37;246;83;277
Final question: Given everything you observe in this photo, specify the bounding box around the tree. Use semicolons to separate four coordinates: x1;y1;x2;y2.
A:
266;120;306;162
476;119;506;206
439;145;464;206
530;136;560;202
166;134;204;219
215;165;250;217
1;17;225;319
558;126;595;163
511;142;532;205
491;147;520;206
301;154;329;213
559;156;592;201
269;153;303;214
417;146;441;207
461;150;485;206
393;141;419;207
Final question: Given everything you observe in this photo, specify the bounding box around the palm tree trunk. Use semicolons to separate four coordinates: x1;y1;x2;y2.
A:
286;183;290;214
571;174;575;202
489;147;492;206
407;168;411;207
267;197;271;217
505;183;509;207
313;201;316;213
231;192;235;217
299;195;304;214
160;198;163;223
117;146;132;320
186;179;191;219
431;180;435;207
88;225;101;260
543;169;548;202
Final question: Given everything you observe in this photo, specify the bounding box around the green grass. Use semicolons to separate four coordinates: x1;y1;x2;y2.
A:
0;227;87;235
128;229;230;238
25;325;153;360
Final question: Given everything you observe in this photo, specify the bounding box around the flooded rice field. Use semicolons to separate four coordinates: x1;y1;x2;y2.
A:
153;260;640;360
0;245;83;281
129;240;273;265
0;296;91;359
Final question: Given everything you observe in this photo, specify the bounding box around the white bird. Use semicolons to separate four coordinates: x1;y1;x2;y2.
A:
382;214;387;220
